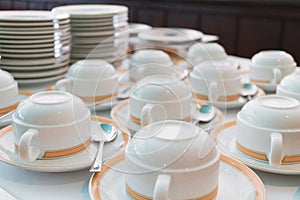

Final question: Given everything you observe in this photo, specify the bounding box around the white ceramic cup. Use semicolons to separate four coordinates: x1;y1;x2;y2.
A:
129;50;173;82
129;75;192;126
276;70;300;101
189;60;241;102
55;59;118;102
187;42;227;68
236;95;300;166
12;91;91;162
125;120;220;199
250;50;296;85
0;69;19;111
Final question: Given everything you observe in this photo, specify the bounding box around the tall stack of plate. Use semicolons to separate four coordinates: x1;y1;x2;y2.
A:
52;5;129;65
0;11;71;84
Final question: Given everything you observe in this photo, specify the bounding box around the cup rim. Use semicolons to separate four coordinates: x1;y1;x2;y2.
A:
237;112;300;132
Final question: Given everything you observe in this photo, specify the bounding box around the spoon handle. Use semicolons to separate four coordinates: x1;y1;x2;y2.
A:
90;141;105;172
0;110;14;121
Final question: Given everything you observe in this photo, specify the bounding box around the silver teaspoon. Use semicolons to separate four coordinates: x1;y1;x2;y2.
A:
90;123;118;172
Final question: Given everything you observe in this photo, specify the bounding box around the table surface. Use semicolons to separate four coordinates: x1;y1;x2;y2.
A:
1;56;300;200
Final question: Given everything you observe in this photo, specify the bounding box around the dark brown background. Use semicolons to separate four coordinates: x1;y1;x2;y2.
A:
1;0;300;63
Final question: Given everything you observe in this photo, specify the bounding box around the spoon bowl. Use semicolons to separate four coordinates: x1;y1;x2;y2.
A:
90;123;118;172
240;83;258;101
192;104;216;125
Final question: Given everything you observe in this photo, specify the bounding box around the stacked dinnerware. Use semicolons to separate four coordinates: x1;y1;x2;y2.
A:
136;27;209;64
0;11;71;84
52;5;129;65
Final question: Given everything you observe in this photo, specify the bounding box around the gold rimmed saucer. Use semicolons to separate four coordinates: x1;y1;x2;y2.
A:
0;116;130;172
212;120;300;175
88;153;265;200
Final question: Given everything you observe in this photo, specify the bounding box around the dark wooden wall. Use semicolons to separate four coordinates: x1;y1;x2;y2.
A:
1;0;300;63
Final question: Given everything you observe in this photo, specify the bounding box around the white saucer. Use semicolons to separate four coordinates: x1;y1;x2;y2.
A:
89;153;265;200
0;11;69;22
70;17;123;23
212;120;300;175
0;91;33;127
0;24;70;32
0;60;69;71
0;40;70;49
0;116;130;172
111;100;223;135
1;49;69;58
10;66;68;79
138;27;203;44
0;35;70;44
196;87;265;110
72;30;115;37
0;53;69;66
16;74;66;85
52;5;128;18
0;19;69;27
0;46;57;53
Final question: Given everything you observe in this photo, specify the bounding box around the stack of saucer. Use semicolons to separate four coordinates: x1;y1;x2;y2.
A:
52;5;129;65
136;27;205;64
0;11;71;84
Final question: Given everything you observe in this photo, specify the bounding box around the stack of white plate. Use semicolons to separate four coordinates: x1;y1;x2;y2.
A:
52;5;129;65
0;11;71;84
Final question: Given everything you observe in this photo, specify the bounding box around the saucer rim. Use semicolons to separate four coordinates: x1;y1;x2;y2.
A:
88;153;265;200
211;120;300;175
0;115;130;172
111;99;224;134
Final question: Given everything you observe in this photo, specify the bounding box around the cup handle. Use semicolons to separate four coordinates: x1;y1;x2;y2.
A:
153;174;171;200
268;132;283;167
18;129;42;162
141;104;166;127
55;78;72;92
209;82;218;102
272;68;281;84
